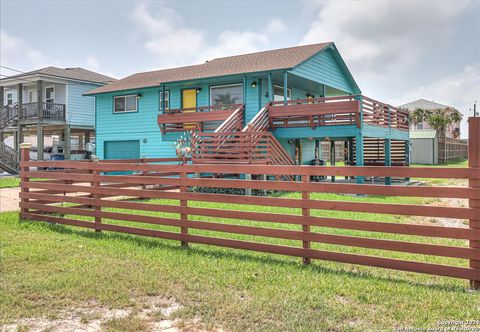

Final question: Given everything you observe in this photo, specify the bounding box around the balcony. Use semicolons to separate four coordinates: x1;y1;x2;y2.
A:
20;102;66;122
157;104;243;133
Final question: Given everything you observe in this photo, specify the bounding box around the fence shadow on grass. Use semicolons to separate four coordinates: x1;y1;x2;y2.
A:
28;219;469;293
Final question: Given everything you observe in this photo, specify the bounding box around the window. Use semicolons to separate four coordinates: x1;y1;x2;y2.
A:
45;87;55;103
273;85;292;102
416;123;424;130
210;83;243;106
6;92;13;105
159;90;170;111
114;95;138;113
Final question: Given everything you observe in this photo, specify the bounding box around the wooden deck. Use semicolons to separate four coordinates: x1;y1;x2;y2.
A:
157;104;243;133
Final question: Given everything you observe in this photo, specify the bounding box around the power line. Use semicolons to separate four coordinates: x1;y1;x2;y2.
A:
0;65;25;74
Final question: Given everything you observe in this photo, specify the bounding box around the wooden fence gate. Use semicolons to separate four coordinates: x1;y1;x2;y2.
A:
18;118;480;288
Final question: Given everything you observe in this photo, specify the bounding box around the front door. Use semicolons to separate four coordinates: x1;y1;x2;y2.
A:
182;89;197;129
28;89;37;103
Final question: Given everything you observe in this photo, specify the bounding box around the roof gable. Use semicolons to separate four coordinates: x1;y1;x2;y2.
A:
86;43;333;95
290;44;360;94
399;99;452;111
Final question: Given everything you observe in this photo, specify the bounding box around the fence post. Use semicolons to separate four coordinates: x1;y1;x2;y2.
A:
468;117;480;290
179;170;189;247
302;174;311;264
19;143;31;220
91;155;102;233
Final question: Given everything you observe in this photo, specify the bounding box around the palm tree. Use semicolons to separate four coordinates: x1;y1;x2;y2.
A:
419;107;463;164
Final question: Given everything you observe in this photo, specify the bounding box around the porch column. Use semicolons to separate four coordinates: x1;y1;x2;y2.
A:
16;84;23;159
267;73;273;102
405;140;411;182
161;85;165;113
17;83;23;118
283;72;288;106
36;80;43;118
330;141;336;182
355;132;364;184
64;125;71;159
36;80;43;160
385;139;392;185
85;131;91;143
0;86;4;107
243;76;247;124
78;133;84;150
37;125;44;160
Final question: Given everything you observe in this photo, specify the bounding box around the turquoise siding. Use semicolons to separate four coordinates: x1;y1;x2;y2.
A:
291;48;357;94
67;82;99;126
95;87;176;159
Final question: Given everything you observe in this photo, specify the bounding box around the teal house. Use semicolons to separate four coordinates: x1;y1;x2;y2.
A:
86;43;409;182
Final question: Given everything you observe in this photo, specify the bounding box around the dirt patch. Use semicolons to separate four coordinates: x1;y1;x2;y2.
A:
411;197;469;228
1;296;220;332
0;187;20;212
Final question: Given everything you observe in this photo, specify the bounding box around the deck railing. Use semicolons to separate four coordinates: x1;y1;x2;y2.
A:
268;96;361;129
17;117;480;289
267;95;409;131
362;96;409;130
158;104;243;133
20;102;66;121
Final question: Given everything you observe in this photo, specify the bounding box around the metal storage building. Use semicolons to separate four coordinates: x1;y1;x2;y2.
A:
410;130;438;164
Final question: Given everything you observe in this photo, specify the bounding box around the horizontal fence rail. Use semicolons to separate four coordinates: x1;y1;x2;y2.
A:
18;128;480;288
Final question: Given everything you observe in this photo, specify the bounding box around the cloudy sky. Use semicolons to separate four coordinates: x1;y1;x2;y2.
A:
1;0;479;137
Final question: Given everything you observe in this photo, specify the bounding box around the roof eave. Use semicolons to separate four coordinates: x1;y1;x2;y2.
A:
84;67;292;96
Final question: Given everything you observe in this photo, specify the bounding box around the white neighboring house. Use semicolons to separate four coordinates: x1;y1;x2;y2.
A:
399;99;461;138
0;66;116;173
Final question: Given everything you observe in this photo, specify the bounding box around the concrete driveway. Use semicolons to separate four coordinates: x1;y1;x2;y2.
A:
0;187;20;212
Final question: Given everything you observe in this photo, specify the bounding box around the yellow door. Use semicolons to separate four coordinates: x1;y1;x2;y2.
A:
182;89;197;129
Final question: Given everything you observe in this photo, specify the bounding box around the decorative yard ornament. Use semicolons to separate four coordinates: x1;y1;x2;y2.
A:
174;130;197;165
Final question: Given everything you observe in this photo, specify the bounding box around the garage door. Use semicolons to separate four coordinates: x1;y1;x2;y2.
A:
104;140;140;160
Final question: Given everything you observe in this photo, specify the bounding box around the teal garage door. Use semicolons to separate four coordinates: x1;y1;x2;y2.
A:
104;140;140;160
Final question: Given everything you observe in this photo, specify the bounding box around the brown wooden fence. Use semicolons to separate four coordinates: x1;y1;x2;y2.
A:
17;118;480;288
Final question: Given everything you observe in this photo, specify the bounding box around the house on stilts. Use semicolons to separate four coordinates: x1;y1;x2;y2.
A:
85;43;410;183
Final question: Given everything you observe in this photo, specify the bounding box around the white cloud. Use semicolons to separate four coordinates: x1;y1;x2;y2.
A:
0;30;57;76
0;30;116;78
396;63;480;138
131;2;286;68
301;1;471;79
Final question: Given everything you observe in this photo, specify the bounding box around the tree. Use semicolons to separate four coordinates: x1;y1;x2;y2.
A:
413;107;463;163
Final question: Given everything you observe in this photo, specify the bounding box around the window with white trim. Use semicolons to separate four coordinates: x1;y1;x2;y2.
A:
273;84;291;102
159;90;170;111
45;87;55;103
6;92;13;105
210;83;243;106
114;95;138;113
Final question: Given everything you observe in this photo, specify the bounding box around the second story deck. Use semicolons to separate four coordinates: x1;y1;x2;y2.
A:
157;95;409;139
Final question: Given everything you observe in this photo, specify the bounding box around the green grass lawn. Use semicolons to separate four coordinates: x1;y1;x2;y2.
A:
1;189;478;331
0;177;20;188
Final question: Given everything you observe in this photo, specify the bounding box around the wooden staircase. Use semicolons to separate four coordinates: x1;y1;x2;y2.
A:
0;141;19;174
192;103;294;170
0;104;19;130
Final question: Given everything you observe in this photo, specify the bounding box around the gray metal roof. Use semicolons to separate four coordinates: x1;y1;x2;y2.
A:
410;129;437;139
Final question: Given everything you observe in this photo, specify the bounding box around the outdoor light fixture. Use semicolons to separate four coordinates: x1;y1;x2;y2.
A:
265;92;269;98
142;138;147;143
196;88;202;94
137;93;143;99
251;81;257;88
